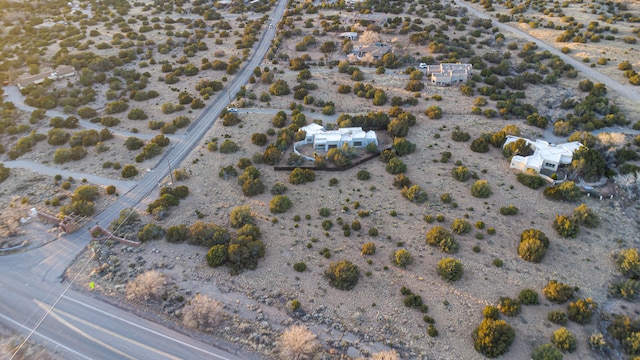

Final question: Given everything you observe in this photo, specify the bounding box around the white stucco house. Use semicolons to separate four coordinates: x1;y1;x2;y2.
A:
424;63;473;86
503;135;583;174
339;32;358;41
294;124;378;159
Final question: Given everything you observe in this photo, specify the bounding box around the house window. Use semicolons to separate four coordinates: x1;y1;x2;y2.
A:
353;141;362;147
328;144;337;149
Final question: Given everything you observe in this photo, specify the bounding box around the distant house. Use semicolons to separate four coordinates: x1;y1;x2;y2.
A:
503;135;583;174
424;63;473;86
343;13;387;25
339;32;358;41
354;43;391;60
15;65;76;89
294;124;378;160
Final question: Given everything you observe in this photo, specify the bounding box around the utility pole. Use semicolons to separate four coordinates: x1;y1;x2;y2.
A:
167;158;174;184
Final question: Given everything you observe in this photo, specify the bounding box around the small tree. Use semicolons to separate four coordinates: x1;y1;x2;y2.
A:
182;294;224;332
551;327;577;353
230;205;254;228
615;248;640;279
451;219;471;235
426;226;458;253
567;298;597;324
425;105;442;119
572;204;599;228
125;270;165;302
452;166;470;181
531;344;563;360
553;214;579;238
543;280;575;303
270;195;292;213
437;257;463;282
497;297;521;316
278;325;320;360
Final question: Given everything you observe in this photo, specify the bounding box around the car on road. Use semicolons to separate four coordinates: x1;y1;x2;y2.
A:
227;107;238;112
419;63;428;69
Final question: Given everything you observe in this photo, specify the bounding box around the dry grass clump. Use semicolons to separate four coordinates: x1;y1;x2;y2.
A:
370;350;400;360
181;294;225;332
278;325;319;360
1;334;57;360
125;270;165;302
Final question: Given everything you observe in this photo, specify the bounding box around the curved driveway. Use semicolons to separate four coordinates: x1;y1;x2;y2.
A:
453;0;640;103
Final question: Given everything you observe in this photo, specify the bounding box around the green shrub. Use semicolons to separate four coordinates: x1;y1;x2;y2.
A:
519;288;539;305
516;172;546;189
206;244;228;267
543;181;582;202
269;195;292;214
105;185;116;195
426;226;458;253
357;170;371;180
572;204;599;228
497;297;521;316
121;164;138;178
270;182;288;195
451;219;471;235
401;184;428;203
493;258;503;267
368;228;378;236
324;260;359;290
427;324;438;337
230;205;255;228
219;140;239;153
531;344;563;360
393;249;413;267
471;180;491;198
451;166;471;181
483;305;499;320
440;193;452;203
499;205;519;215
472;318;515;358
289;168;316;184
137;223;165;242
437;257;463;282
518;238;547;263
547;310;568;325
567;298;596;324
615;248;640;279
362;242;376;255
551;327;577;353
319;208;330;217
293;262;307;272
609;278;640;299
470;137;490;153
543;280;575;303
166;224;190;243
553;214;579;238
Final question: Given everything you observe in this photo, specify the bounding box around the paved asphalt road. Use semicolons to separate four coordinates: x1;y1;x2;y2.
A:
0;0;287;359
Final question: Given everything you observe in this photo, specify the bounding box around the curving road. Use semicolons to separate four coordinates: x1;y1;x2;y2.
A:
0;0;287;359
453;0;640;103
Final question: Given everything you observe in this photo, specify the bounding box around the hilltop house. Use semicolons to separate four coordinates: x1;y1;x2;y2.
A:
503;135;583;174
294;124;378;160
15;65;75;89
424;63;473;86
339;32;358;41
354;42;391;60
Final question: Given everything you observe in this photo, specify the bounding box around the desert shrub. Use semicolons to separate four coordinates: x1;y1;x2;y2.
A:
547;310;568;325
551;327;577;353
483;305;499;320
437;257;463;282
230;205;255;228
206;245;228;267
386;158;407;175
188;222;230;248
553;214;579;238
615;248;640;279
572;204;599;228
125;137;145;151
219;140;239;153
472;318;515;358
47;128;70;146
222;112;240;126
270;195;292;213
393;249;413;267
271;182;288;195
471;180;491;198
105;185;116;195
393;173;411;189
609;278;640;300
499;205;518;215
401;184;428;203
127;108;148;120
165;225;190;243
451;129;471;142
278;325;320;360
543;280;575;303
125;270;165;301
497;297;521;316
452;166;470;181
470;137;490;153
324;260;359;290
289;168;315;185
519;289;539;305
519;238;546;263
451;219;471;235
543;181;582;202
393;138;416;156
319;207;331;217
362;242;376;255
531;344;563;360
357;170;371;180
425;105;442;119
567;298;596;324
293;262;307;272
121;165;138;178
251;133;267;146
426;226;458;253
137;223;165;242
182;294;224;332
516;172;546;189
368;228;378;236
